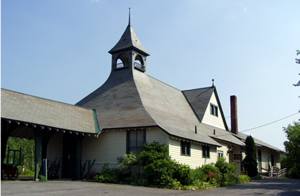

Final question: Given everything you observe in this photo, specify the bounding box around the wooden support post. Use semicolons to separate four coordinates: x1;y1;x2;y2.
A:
74;136;82;180
1;135;9;164
41;135;50;181
34;134;42;181
1;122;10;165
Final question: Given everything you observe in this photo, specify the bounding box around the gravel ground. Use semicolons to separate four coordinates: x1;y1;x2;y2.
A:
2;178;300;196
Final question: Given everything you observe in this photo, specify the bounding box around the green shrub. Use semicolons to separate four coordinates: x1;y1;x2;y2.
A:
96;142;243;189
143;158;177;186
118;153;137;167
192;180;217;189
215;158;238;186
173;164;192;185
239;175;250;184
95;164;119;183
200;164;220;185
191;167;205;182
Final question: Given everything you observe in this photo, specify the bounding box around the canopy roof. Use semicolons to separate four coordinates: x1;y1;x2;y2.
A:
1;88;99;134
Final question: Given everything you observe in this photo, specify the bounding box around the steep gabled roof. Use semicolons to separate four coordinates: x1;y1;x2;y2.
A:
183;87;214;121
183;86;229;130
109;24;149;56
133;70;221;146
1;88;98;134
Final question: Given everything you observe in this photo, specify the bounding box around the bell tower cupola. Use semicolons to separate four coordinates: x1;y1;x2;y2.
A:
109;9;149;72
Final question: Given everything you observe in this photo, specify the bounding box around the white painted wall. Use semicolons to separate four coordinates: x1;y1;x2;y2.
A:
81;129;127;174
201;92;226;129
216;142;229;162
81;127;168;174
168;138;217;169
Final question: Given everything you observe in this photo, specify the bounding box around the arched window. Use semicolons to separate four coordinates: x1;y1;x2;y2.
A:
134;55;144;70
116;58;124;69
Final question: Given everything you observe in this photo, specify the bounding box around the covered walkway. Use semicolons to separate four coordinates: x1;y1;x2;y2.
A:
1;89;100;180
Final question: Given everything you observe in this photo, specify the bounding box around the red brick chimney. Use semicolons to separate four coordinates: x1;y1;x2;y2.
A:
230;95;238;134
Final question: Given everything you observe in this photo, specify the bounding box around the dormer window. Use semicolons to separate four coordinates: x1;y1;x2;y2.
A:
134;55;145;72
116;58;124;69
210;104;218;117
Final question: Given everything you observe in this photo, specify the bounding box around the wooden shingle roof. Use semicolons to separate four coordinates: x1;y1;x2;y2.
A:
1;88;98;134
235;132;283;152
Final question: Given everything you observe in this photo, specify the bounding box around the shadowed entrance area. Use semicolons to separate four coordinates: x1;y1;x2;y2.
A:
2;179;300;196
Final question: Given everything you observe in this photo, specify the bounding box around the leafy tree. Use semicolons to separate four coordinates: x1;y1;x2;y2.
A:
283;122;300;178
6;137;35;176
242;136;258;177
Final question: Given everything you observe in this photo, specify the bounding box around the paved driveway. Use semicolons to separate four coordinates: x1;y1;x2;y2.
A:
2;179;300;196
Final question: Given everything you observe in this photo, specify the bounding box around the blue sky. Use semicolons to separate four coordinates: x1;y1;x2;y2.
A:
2;0;300;150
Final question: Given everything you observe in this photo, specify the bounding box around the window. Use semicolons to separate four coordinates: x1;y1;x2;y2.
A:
210;104;218;117
202;145;210;158
218;150;224;158
180;141;191;156
126;129;146;153
116;58;124;69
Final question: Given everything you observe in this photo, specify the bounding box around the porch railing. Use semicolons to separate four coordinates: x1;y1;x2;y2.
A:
269;166;287;177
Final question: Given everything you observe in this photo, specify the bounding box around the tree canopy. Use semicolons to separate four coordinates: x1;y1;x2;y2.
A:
283;122;300;178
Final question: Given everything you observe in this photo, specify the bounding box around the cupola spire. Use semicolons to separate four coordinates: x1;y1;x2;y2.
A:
108;12;149;56
128;8;131;26
109;12;149;73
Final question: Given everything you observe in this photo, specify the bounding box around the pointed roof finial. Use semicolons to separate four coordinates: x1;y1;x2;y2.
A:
128;8;131;26
212;78;215;87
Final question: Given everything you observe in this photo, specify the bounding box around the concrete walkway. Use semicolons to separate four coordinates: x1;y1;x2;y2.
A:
2;179;300;196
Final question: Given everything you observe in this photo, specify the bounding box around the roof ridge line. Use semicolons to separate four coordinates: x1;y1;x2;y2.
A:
183;86;214;92
142;71;182;91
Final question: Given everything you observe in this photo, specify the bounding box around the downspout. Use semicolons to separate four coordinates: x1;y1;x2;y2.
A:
92;109;101;134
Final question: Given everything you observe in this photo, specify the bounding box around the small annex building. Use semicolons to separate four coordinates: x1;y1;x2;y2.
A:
1;19;283;180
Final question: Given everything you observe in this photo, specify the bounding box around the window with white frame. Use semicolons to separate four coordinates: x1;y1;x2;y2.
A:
218;150;224;158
